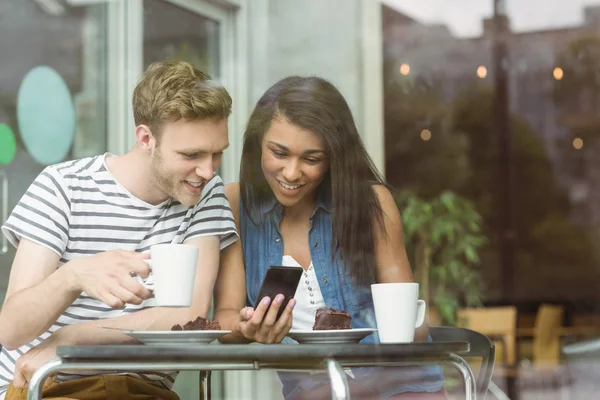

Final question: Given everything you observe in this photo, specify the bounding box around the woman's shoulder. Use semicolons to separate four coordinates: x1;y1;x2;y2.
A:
224;182;241;219
224;182;240;200
371;183;402;223
371;184;395;208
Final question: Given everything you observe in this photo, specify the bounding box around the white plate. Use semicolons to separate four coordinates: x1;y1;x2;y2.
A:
124;330;232;346
288;328;376;344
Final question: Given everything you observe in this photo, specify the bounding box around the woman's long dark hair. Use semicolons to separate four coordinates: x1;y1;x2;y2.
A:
240;76;387;287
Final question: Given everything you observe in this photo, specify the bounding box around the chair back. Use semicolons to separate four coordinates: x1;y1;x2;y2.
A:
429;326;495;398
457;306;517;365
533;304;564;367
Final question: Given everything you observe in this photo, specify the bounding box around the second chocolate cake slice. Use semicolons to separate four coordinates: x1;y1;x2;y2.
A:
171;316;221;331
312;307;352;330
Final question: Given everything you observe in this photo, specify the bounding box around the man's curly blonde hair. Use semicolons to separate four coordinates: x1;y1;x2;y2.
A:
133;60;232;138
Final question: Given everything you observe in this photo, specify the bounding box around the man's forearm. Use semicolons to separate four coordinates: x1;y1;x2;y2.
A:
0;266;80;350
0;271;207;349
98;304;207;332
63;305;209;345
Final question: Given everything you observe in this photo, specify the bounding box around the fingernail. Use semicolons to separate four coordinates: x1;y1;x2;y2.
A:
262;297;271;305
289;299;297;308
246;309;253;318
275;294;284;303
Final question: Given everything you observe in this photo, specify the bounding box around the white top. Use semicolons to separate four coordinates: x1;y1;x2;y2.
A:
0;154;238;397
281;256;326;330
282;256;355;378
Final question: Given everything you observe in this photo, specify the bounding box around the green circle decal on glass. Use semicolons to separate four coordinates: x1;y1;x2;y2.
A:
0;123;17;165
17;66;75;165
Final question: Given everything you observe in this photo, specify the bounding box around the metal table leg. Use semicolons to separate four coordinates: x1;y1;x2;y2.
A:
446;353;477;400
28;358;62;400
325;359;350;400
199;370;211;400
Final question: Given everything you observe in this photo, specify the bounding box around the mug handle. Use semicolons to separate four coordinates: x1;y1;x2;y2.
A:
415;300;427;328
137;259;154;290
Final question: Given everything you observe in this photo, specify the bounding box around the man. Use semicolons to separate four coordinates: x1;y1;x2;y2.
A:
0;60;237;400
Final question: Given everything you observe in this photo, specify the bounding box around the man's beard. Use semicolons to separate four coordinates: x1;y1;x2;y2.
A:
149;149;178;202
149;149;199;206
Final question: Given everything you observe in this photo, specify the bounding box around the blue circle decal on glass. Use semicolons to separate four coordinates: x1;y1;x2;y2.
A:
17;66;75;165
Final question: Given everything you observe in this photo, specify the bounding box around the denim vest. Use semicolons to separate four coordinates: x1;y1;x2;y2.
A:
240;193;444;399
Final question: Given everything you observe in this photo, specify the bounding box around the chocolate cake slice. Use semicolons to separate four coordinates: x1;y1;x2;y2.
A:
312;307;352;330
171;316;221;331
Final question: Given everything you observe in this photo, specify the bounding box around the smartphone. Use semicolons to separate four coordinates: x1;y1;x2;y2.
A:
256;266;303;321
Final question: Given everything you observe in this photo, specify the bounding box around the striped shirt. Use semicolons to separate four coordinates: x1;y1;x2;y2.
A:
0;154;238;397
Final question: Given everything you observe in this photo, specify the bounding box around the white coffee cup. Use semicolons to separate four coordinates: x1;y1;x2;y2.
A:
142;244;199;307
371;282;426;343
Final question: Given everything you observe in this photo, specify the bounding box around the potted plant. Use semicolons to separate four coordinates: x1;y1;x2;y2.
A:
395;190;488;325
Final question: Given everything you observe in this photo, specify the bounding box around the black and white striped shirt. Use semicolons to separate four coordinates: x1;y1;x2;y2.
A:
0;154;238;396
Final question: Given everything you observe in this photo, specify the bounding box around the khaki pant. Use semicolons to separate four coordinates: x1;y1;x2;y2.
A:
5;375;180;400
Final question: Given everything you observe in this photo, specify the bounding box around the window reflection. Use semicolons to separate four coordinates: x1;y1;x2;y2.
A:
384;1;600;397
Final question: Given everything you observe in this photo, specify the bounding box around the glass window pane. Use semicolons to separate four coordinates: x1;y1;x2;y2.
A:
0;0;109;300
143;0;220;79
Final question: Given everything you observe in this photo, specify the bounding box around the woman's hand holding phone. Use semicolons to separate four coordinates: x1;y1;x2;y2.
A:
236;294;296;343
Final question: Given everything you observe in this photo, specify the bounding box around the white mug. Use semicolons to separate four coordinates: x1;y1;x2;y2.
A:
141;244;199;307
371;282;426;343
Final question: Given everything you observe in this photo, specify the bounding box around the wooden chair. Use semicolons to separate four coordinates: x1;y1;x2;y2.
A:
457;306;517;366
514;304;571;398
531;304;564;367
516;304;565;365
458;305;572;398
457;306;518;399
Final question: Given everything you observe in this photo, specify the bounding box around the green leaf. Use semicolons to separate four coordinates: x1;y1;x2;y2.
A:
464;245;479;263
440;191;457;212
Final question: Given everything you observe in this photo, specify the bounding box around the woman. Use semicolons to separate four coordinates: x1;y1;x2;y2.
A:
213;76;446;399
